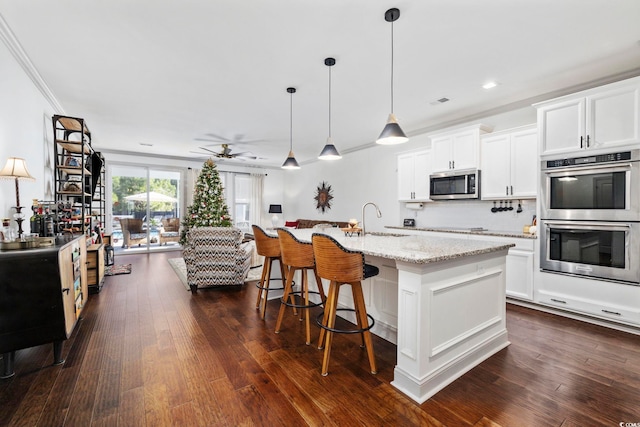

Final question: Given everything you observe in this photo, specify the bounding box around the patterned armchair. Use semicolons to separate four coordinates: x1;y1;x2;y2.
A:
119;218;147;248
160;218;181;245
183;227;251;294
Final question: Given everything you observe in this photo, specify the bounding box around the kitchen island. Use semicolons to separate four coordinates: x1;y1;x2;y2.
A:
286;229;514;403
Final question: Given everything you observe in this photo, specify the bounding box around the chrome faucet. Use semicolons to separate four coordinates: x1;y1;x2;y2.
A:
361;202;382;235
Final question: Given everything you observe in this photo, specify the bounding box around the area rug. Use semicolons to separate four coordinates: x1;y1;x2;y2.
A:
105;264;132;276
168;258;262;291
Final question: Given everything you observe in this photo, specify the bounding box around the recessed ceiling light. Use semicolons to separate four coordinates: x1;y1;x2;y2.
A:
482;81;498;90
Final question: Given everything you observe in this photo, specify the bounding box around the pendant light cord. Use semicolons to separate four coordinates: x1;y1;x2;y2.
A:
289;91;293;151
328;64;332;138
390;19;394;114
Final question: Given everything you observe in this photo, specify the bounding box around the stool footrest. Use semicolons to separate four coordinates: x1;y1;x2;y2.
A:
316;308;375;334
255;278;292;292
281;290;323;309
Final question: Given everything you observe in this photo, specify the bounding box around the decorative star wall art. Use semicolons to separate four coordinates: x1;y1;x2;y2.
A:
314;181;334;213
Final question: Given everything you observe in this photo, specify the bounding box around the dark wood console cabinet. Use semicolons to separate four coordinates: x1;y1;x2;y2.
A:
0;236;88;378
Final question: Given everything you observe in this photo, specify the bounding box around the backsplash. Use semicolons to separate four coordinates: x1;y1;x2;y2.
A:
404;199;537;233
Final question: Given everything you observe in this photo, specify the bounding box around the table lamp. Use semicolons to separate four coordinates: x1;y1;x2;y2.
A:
0;157;35;239
268;204;282;228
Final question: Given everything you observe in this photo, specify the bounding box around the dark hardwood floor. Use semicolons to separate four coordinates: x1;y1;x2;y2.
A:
1;251;639;426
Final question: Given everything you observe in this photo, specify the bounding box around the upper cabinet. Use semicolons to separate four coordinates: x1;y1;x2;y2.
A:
481;125;537;200
536;77;640;157
398;150;431;201
430;124;493;172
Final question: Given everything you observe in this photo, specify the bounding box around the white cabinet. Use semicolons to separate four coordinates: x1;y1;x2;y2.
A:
430;124;492;172
536;271;640;327
481;125;537;200
397;150;431;201
465;233;535;301
536;77;640;157
410;230;535;301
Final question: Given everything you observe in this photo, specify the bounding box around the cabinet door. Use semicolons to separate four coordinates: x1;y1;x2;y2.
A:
587;85;640;150
413;150;431;200
480;133;511;199
539;98;585;156
397;153;415;201
506;249;534;300
431;136;453;172
451;130;479;170
510;129;538;198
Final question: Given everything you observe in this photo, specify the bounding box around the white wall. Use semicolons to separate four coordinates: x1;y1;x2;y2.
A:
281;106;538;233
0;40;56;230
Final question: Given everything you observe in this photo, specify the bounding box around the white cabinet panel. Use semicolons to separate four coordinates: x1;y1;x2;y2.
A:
481;125;537;200
397;150;431;201
430;124;491;172
537;76;640;157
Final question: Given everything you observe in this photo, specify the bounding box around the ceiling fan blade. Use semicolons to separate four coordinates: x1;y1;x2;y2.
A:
204;133;231;142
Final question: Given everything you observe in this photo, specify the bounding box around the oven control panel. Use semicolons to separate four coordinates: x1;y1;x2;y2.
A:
545;151;632;168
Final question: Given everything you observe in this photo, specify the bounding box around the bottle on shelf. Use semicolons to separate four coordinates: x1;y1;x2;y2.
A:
43;207;54;237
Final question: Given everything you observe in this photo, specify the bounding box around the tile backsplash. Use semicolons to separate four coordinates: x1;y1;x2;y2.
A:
404;199;537;233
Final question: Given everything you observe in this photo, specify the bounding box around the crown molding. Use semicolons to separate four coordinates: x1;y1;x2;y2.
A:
0;13;65;113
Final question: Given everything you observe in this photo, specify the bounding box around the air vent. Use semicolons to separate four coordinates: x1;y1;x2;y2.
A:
429;97;450;106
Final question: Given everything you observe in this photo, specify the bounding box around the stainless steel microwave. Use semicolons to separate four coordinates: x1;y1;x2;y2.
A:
429;168;480;200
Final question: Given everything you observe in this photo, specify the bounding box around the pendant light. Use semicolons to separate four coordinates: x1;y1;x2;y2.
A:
282;87;301;169
318;57;342;160
376;7;408;145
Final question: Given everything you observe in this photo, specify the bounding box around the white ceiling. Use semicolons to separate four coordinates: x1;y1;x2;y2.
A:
2;0;640;168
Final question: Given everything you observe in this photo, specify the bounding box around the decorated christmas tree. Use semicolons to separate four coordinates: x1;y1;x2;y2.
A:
180;159;232;246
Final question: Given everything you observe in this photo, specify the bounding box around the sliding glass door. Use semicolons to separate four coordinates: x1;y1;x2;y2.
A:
109;164;182;253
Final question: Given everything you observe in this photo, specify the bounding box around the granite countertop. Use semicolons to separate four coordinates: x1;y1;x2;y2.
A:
285;228;514;264
385;225;537;240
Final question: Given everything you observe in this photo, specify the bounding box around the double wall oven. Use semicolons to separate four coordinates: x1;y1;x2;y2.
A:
540;149;640;285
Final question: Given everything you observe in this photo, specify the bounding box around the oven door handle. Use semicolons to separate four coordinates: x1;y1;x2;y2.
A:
543;163;633;175
543;220;633;232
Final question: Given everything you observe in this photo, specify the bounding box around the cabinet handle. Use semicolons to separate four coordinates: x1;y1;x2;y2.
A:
550;298;567;304
601;309;621;316
62;288;70;295
510;185;513;195
580;136;583;148
452;160;455;169
586;135;590;148
506;186;509;196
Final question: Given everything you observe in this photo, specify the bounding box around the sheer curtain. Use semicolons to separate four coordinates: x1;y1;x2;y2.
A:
250;173;264;227
185;167;200;208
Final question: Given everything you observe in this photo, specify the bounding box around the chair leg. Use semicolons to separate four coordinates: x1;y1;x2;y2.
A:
255;257;270;309
352;282;377;375
321;282;340;376
313;269;326;306
275;266;296;334
303;271;311;345
317;280;336;350
258;259;273;320
279;259;297;316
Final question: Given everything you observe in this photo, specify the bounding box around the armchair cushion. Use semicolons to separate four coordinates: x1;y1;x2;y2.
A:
183;227;251;293
160;217;181;245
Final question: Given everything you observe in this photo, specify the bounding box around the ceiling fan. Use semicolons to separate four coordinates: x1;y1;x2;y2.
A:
190;143;258;160
194;133;263;146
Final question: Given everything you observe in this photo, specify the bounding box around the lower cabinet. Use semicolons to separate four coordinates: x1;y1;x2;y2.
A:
0;236;88;377
86;243;105;294
536;271;640;327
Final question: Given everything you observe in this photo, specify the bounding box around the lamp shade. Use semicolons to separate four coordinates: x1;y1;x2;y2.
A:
318;137;341;160
268;204;282;214
281;151;300;169
0;157;35;180
376;113;408;145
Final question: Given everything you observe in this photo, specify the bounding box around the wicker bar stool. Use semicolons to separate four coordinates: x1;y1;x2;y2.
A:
311;233;378;376
252;225;291;320
275;228;326;345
